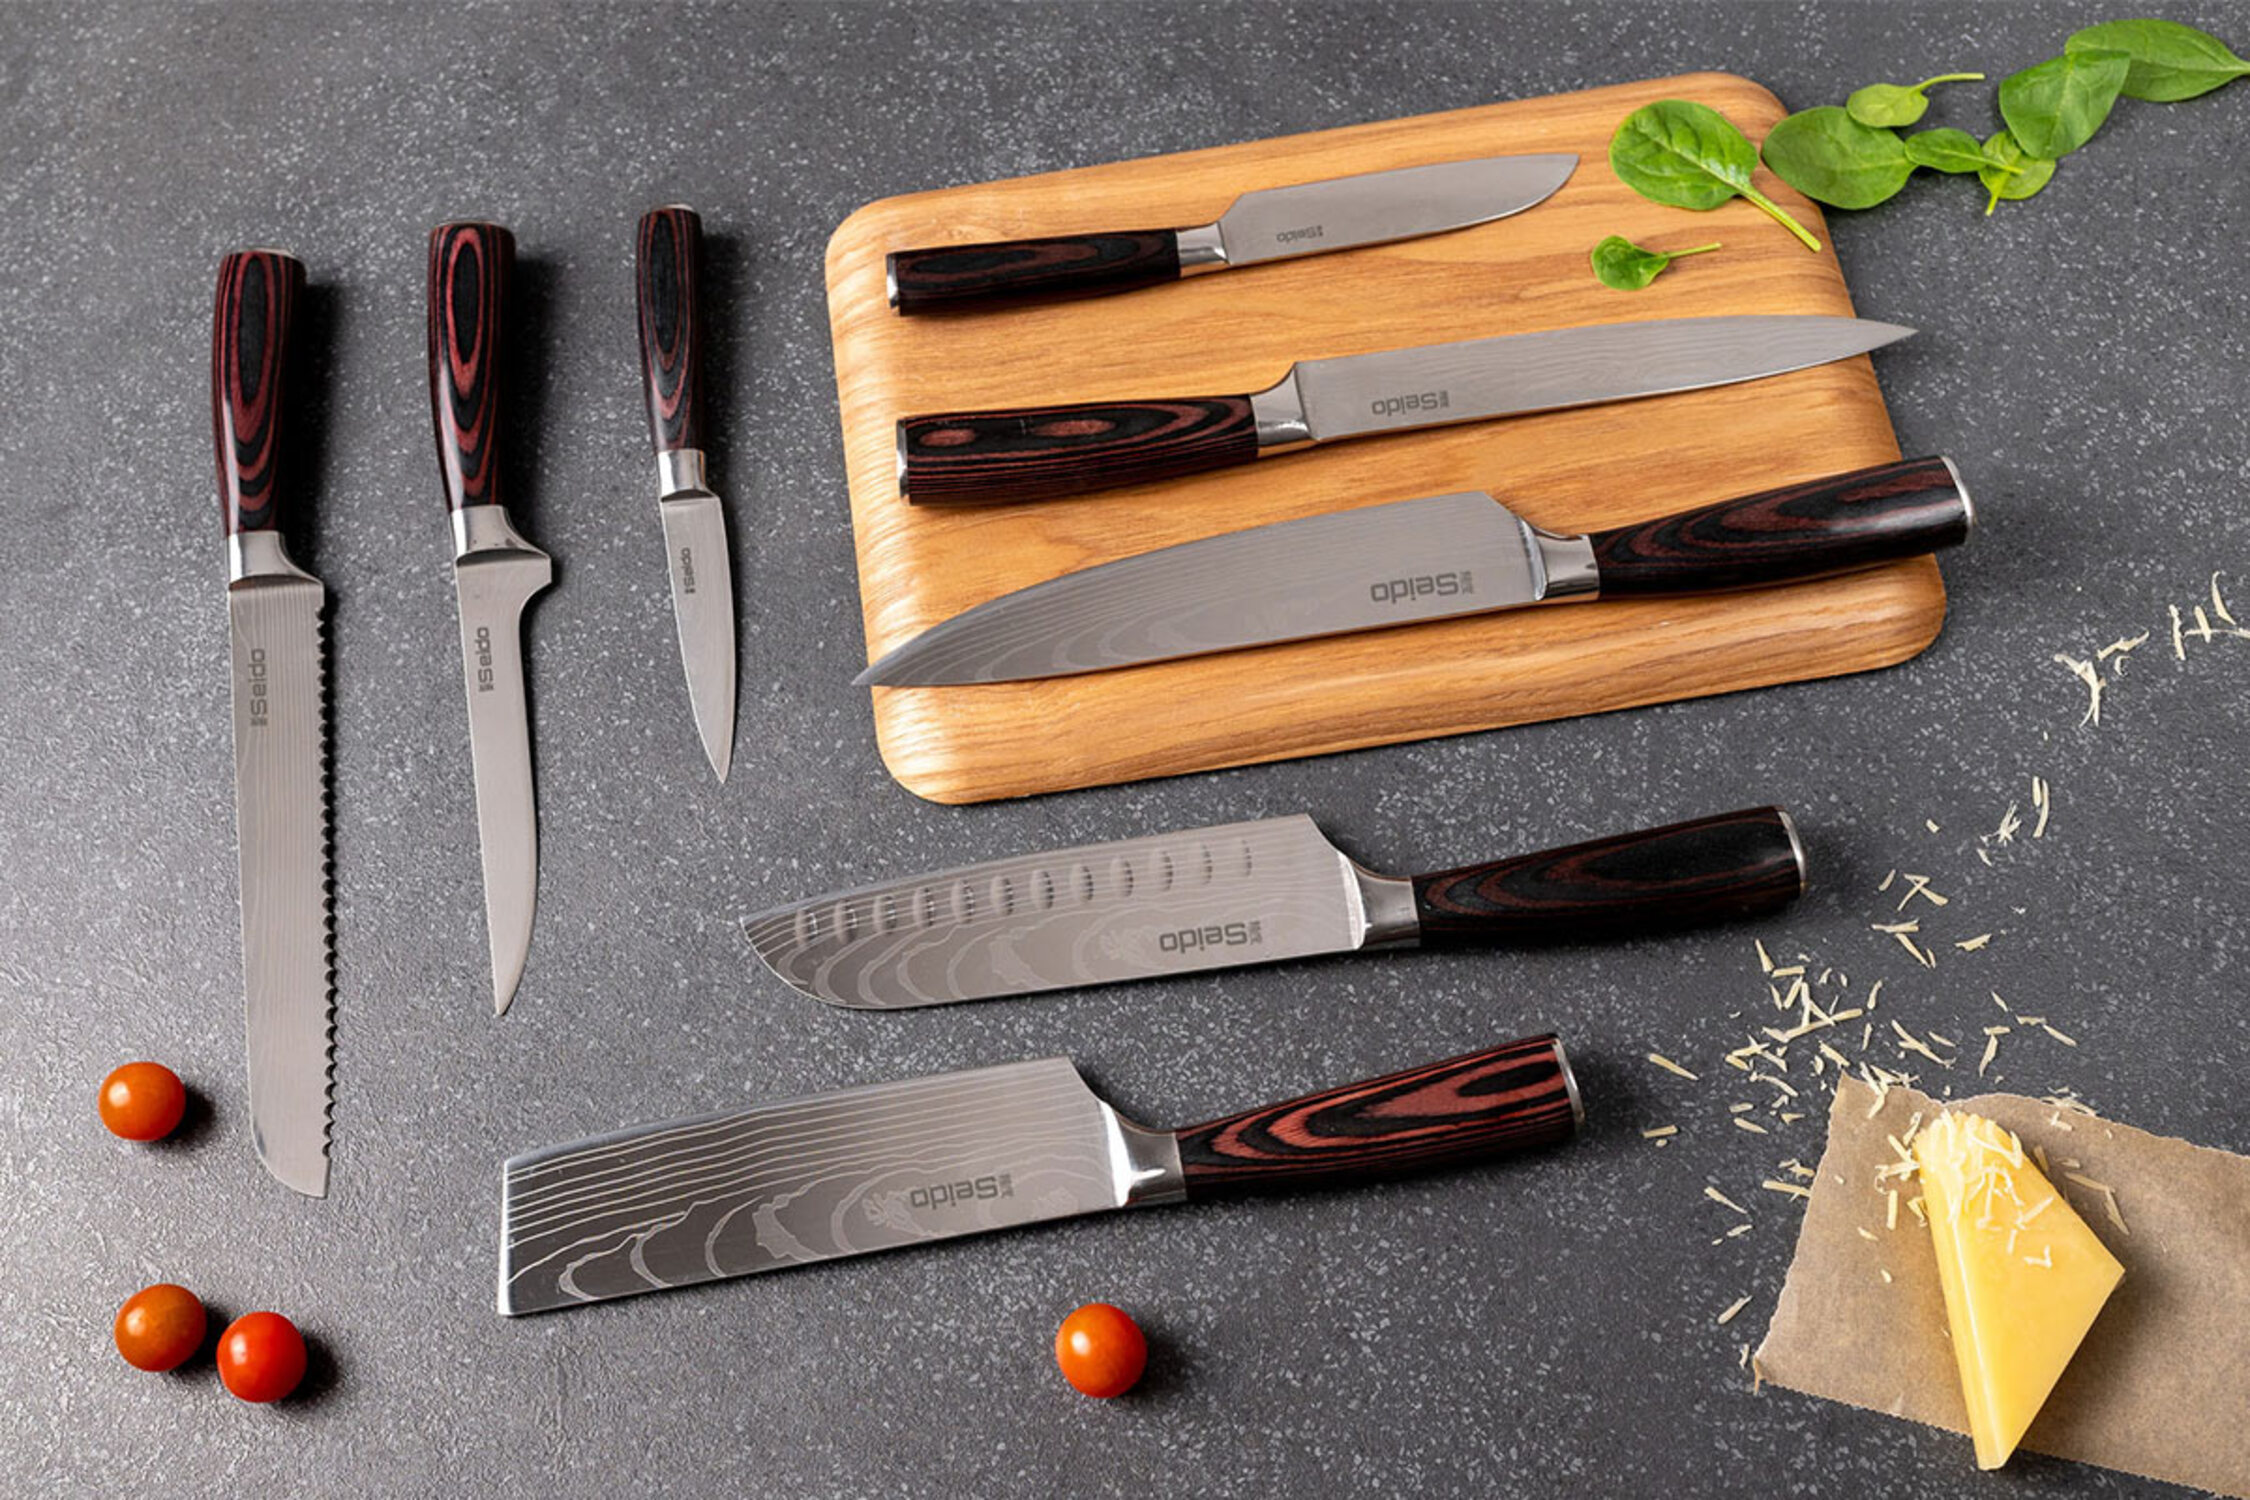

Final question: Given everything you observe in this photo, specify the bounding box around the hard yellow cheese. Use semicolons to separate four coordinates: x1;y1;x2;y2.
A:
1913;1112;2125;1469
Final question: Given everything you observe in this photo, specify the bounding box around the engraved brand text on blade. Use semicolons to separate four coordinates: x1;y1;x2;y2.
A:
1371;571;1475;605
1274;225;1326;243
678;546;697;594
1370;390;1450;418
1158;920;1265;954
870;1172;1019;1218
474;625;495;692
245;647;269;726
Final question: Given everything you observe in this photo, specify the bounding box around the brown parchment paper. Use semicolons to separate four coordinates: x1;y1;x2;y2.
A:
1757;1078;2250;1495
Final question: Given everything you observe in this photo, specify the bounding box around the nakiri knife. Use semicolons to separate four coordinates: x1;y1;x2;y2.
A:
884;152;1578;314
860;457;1975;686
636;205;736;782
500;1031;1578;1314
214;249;334;1197
897;314;1914;505
741;806;1804;1010
428;221;552;1015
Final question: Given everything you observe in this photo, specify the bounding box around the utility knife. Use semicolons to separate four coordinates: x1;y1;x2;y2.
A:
885;152;1577;313
501;1032;1578;1314
742;807;1804;1009
861;457;1974;685
897;314;1913;505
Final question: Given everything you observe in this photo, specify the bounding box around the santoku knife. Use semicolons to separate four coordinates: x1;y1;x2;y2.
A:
743;807;1804;1009
500;1032;1578;1314
898;314;1914;505
885;152;1578;313
636;205;736;781
214;249;334;1197
428;221;552;1014
861;457;1974;685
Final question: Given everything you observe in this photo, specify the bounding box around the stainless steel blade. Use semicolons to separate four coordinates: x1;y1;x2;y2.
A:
1215;153;1576;269
500;1057;1184;1314
658;488;736;782
453;545;552;1014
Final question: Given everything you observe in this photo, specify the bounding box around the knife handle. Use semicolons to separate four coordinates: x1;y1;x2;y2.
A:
1410;807;1805;948
211;249;305;536
887;230;1181;314
427;220;515;512
1177;1034;1578;1196
1589;456;1973;597
636;205;705;455
900;394;1259;505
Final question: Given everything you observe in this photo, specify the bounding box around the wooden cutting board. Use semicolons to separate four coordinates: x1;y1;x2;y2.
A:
824;72;1947;804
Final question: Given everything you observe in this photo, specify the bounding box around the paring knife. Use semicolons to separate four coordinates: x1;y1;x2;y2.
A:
500;1031;1578;1314
636;205;736;781
214;249;334;1197
861;457;1974;686
897;314;1914;505
742;807;1804;1009
428;221;552;1015
885;152;1578;314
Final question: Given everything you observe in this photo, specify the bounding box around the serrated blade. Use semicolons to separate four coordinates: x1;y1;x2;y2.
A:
453;548;551;1014
658;489;736;782
228;573;332;1197
1215;153;1577;268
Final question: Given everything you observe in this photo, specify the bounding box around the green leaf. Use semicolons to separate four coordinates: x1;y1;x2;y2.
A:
1589;234;1721;291
1845;72;1985;128
1903;127;2011;175
1979;130;2057;215
1760;106;1918;210
2067;18;2250;101
1608;99;1822;251
1999;49;2131;158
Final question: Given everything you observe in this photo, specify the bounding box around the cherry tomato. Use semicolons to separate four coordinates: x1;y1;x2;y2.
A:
1054;1302;1147;1398
98;1061;186;1142
113;1283;207;1373
216;1311;307;1403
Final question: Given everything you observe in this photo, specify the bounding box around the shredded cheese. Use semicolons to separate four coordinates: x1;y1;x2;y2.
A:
1716;1294;1752;1326
1647;1052;1698;1080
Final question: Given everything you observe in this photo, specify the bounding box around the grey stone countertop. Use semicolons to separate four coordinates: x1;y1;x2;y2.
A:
2;3;2245;1496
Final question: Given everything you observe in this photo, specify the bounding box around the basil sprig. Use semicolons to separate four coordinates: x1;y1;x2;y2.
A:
2067;18;2250;100
1608;99;1821;251
1590;235;1720;291
1846;72;1985;127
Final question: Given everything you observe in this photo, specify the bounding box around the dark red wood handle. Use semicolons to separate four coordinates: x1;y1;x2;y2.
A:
211;249;305;536
899;395;1259;505
427;220;514;512
636;205;704;454
1590;456;1972;596
1411;807;1805;947
887;229;1182;314
1177;1034;1578;1196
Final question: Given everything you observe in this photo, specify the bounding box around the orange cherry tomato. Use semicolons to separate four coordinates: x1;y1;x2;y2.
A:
113;1283;207;1373
98;1061;186;1142
216;1311;307;1403
1054;1302;1147;1398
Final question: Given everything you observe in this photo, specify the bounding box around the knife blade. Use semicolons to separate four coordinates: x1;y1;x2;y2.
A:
884;152;1578;314
214;249;333;1197
500;1031;1577;1314
860;457;1975;685
636;205;736;782
428;221;552;1015
898;314;1914;506
741;807;1803;1009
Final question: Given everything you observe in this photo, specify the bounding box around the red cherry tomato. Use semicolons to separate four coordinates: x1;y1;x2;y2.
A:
113;1283;207;1373
99;1061;186;1142
216;1311;307;1403
1054;1302;1147;1398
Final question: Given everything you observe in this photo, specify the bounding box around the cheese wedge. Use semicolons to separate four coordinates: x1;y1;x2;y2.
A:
1913;1112;2125;1469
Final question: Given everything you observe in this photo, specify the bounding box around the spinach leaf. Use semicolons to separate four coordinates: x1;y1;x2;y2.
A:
1979;130;2058;215
1845;72;1986;128
1760;106;1918;209
1999;48;2131;158
1608;99;1822;251
1903;126;2015;175
1589;235;1721;291
2067;18;2250;101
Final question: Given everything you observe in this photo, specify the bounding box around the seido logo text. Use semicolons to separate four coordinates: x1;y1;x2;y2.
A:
245;647;269;727
474;625;495;693
908;1173;1014;1211
1274;225;1326;244
1369;390;1450;419
1159;920;1264;955
1370;571;1475;606
677;545;697;595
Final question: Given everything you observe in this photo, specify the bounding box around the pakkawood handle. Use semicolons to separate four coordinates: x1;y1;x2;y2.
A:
636;205;705;455
887;229;1182;314
1411;807;1805;948
1177;1034;1579;1196
1589;456;1972;597
211;249;305;536
427;220;515;511
899;395;1259;505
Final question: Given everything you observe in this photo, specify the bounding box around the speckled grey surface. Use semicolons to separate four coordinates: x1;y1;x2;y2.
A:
2;2;2245;1495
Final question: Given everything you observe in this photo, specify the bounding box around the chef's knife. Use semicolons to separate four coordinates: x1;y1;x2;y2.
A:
500;1031;1577;1314
428;221;552;1015
885;152;1578;314
898;314;1914;505
636;205;736;782
743;807;1803;1009
861;457;1974;685
214;249;333;1197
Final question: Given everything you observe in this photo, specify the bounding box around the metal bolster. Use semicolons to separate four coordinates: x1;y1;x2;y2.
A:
1108;1110;1188;1207
1553;1040;1587;1130
1940;455;1978;538
226;529;316;585
1529;524;1601;603
1247;368;1314;452
1174;220;1229;275
1775;807;1811;898
1351;863;1423;950
657;447;707;498
451;503;542;562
